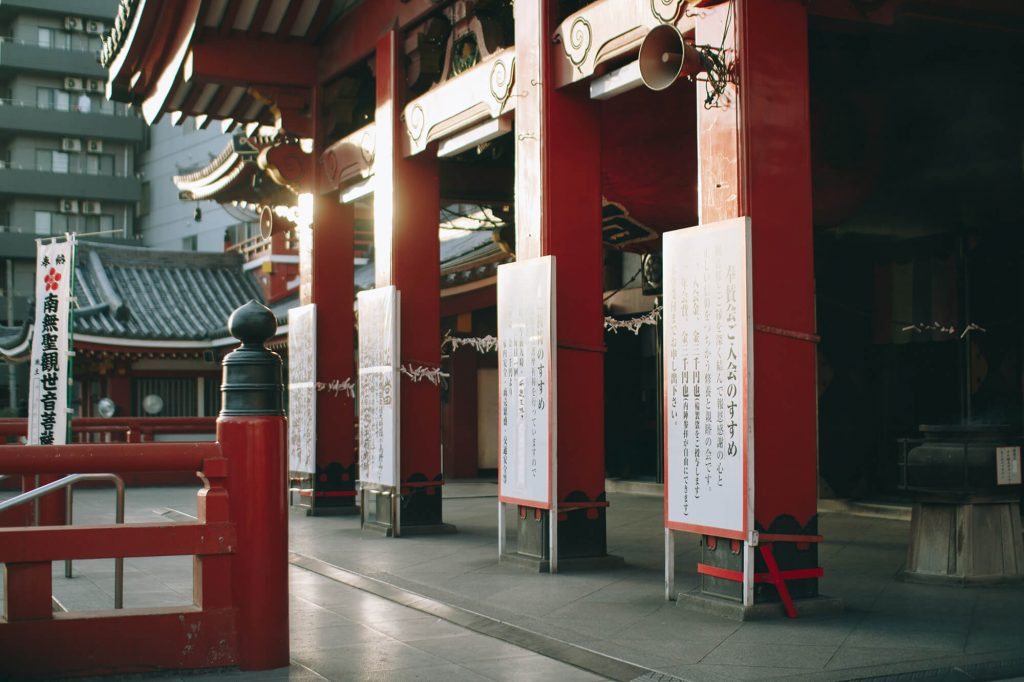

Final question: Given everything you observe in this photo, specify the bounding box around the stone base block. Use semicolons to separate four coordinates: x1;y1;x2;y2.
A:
499;551;625;573
675;589;844;621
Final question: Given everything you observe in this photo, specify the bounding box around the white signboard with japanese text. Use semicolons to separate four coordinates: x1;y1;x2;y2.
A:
663;218;753;540
357;286;400;488
288;304;317;474
497;256;556;509
996;446;1022;486
28;237;76;445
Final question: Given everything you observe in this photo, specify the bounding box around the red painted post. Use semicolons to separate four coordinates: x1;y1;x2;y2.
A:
695;0;820;603
306;85;358;513
512;0;608;560
194;455;233;610
217;301;289;670
3;562;52;621
375;31;445;529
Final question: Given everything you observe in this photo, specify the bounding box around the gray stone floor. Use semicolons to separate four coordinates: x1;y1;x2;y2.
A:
2;482;1023;681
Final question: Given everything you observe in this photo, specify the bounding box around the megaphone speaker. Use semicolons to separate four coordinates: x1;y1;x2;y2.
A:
638;24;702;91
260;205;276;240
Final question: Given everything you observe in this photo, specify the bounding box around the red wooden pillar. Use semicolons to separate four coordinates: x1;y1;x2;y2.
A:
446;345;479;479
3;562;52;621
696;0;820;602
374;31;446;529
513;0;609;560
305;87;358;514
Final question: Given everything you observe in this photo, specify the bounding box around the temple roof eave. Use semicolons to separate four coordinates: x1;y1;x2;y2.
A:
103;0;334;126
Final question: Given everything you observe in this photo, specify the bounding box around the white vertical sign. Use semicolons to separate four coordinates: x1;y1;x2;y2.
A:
996;446;1022;486
357;286;400;488
663;218;753;539
497;256;556;509
287;304;317;474
28;237;76;445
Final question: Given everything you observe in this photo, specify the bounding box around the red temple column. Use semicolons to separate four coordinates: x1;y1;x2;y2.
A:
307;196;357;514
373;31;447;530
297;82;359;515
694;0;822;605
510;0;610;563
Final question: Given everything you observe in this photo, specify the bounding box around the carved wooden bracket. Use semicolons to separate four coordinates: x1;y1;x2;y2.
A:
260;143;314;195
249;86;313;138
553;0;695;88
320;122;377;192
402;48;515;156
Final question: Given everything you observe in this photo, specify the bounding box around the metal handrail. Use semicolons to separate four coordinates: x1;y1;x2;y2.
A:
0;473;125;609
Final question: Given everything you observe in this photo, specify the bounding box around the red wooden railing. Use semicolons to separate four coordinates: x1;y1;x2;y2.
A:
0;300;289;676
0;416;217;443
0;418;219;513
0;417;288;675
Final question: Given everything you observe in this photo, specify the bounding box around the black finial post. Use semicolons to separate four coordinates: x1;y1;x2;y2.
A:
220;300;284;416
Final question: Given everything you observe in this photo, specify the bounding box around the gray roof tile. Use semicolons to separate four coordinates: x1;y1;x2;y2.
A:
72;241;263;342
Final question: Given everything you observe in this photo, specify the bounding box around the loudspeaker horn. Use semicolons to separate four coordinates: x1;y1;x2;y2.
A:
260;205;278;240
638;24;702;91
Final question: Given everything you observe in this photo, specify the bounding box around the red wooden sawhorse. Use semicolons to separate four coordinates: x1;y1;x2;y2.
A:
696;533;824;618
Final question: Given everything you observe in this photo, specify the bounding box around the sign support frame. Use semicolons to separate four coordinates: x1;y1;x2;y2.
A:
356;286;401;537
662;217;755;602
496;256;558;573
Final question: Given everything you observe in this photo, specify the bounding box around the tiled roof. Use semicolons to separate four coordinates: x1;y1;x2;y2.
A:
354;228;510;292
72;241;263;341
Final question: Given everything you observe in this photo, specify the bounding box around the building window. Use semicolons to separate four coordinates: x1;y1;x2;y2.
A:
36;149;70;173
84;215;115;233
36;87;70;111
85;153;114;176
138;182;151;217
182;235;198;251
37;27;70;50
34;211;70;236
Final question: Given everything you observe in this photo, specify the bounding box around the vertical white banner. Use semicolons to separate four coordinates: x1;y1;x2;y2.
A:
357;286;400;488
28;237;76;445
287;304;317;474
663;218;753;539
497;256;556;509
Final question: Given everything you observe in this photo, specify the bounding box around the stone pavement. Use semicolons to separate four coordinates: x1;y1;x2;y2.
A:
2;481;1024;681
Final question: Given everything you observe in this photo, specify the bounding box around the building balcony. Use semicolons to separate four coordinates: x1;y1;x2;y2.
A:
0;229;39;258
0;99;143;141
0;38;106;78
0;0;117;19
0;166;141;202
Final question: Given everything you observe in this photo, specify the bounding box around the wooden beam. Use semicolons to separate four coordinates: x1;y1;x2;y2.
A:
248;0;274;36
187;37;319;88
0;522;236;563
220;0;244;35
279;0;306;37
318;0;438;84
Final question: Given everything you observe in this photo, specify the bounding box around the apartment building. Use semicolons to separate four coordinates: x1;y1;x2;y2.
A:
0;0;143;410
